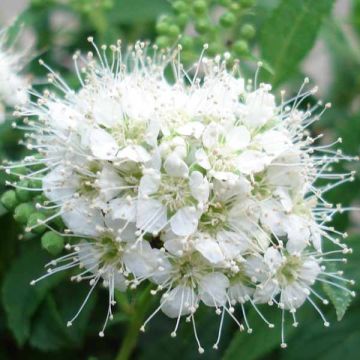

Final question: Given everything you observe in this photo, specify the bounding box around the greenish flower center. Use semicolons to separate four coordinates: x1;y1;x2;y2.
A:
276;255;302;286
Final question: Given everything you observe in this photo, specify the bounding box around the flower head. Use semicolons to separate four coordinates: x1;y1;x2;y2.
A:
6;39;357;352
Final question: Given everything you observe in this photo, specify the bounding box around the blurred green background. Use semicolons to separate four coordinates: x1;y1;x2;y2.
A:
0;0;359;359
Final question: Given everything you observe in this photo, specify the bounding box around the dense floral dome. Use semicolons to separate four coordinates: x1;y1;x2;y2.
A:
7;39;356;352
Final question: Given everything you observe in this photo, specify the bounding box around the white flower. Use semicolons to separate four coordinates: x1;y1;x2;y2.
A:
137;166;208;236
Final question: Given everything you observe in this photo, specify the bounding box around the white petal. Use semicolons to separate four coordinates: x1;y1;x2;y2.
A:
139;172;160;196
170;206;199;236
78;241;100;272
216;230;248;259
89;129;118;160
164;153;189;178
113;272;127;292
228;282;254;304
199;272;229;307
123;241;156;278
202;123;221;149
98;165;125;201
227;126;250;151
42;165;78;203
177;121;204;139
151;249;173;284
253;281;279;304
194;236;225;264
264;247;283;270
62;199;104;236
284;215;310;253
244;255;268;282
280;283;308;310
92;96;123;128
194;148;211;170
117;145;151;163
258;130;290;156
274;187;293;213
189;171;210;204
161;286;198;318
136;199;167;234
245;90;275;128
108;197;137;222
163;238;185;256
236;150;270;174
104;212;137;242
300;258;321;285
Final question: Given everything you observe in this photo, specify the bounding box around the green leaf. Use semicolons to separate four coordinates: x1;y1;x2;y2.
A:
260;0;334;85
223;306;294;360
138;305;232;360
280;307;360;360
1;244;65;345
322;235;360;321
30;283;97;351
322;263;353;321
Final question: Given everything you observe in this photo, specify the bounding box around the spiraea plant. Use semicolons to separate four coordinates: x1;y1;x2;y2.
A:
2;37;358;354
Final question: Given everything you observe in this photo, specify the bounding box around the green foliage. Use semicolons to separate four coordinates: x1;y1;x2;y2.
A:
322;235;360;321
260;0;335;85
223;306;298;360
279;308;360;360
29;284;97;351
1;244;65;345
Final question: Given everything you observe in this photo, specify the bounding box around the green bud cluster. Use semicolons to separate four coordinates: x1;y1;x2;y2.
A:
155;0;257;61
2;166;66;256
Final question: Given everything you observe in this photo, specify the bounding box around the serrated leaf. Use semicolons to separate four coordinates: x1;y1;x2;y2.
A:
323;282;352;321
260;0;335;85
1;244;65;345
322;235;360;321
322;262;352;321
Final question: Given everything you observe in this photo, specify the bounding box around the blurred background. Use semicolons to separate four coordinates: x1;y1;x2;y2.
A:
0;0;359;359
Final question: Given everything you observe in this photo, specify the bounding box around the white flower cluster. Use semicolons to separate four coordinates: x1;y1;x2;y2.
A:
8;40;356;351
0;29;29;122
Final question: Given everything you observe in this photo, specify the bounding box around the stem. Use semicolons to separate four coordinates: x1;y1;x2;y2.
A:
115;286;153;360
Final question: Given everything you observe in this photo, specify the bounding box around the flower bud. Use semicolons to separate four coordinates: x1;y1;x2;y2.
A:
167;24;181;37
195;19;211;34
173;0;187;13
193;0;207;15
1;190;18;210
15;180;34;202
27;212;47;234
14;203;35;224
233;39;249;56
241;24;256;39
41;231;64;256
220;12;236;27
